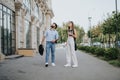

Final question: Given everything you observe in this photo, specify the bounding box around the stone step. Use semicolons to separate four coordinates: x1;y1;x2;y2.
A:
0;53;5;61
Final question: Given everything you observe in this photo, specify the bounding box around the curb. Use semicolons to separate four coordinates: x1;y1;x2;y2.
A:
5;55;24;60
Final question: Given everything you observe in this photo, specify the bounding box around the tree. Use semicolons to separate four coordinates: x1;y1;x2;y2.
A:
89;12;120;48
56;22;85;44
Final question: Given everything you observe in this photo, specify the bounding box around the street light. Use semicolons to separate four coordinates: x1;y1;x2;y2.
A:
88;17;92;28
115;0;118;18
115;0;118;48
88;17;92;46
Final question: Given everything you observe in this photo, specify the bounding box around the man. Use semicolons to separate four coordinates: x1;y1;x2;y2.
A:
41;23;59;67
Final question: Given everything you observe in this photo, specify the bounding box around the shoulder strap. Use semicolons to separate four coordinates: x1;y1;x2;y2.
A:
73;29;75;34
73;29;77;40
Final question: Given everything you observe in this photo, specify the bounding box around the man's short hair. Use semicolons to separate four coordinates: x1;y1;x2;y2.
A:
53;23;57;29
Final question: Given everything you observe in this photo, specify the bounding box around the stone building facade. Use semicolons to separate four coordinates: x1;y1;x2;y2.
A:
0;0;54;56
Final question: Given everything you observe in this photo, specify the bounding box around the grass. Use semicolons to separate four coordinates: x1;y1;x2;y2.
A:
109;60;120;67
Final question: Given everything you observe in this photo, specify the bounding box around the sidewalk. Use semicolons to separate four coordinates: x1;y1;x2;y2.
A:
0;48;120;80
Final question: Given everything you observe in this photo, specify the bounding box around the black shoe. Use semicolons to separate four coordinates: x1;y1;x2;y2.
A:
45;64;48;67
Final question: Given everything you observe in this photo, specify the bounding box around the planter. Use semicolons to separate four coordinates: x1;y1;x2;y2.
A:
17;48;35;57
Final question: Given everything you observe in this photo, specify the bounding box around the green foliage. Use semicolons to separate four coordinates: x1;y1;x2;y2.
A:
104;48;119;60
78;46;120;60
109;60;120;67
102;17;115;35
88;47;96;54
87;12;120;48
78;46;120;67
87;30;91;38
118;49;120;61
78;46;87;51
56;22;85;44
94;48;105;56
56;27;67;43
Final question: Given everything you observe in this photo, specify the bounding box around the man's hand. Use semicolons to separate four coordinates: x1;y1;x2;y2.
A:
51;40;56;43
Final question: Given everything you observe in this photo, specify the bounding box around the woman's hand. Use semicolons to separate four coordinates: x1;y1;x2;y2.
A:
68;32;73;36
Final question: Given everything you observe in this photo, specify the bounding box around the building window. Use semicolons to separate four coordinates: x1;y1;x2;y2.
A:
3;6;7;12
37;27;40;47
43;14;46;24
23;0;31;13
25;20;31;48
39;8;42;23
0;7;2;20
35;4;39;18
0;4;2;53
0;4;15;55
0;4;2;10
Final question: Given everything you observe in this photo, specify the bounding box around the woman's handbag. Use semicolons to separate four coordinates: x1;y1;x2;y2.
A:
73;29;77;51
74;38;77;51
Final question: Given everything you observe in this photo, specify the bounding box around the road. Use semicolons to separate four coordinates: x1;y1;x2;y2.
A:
0;47;120;80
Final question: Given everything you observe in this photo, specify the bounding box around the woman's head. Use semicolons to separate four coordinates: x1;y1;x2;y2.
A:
68;21;74;29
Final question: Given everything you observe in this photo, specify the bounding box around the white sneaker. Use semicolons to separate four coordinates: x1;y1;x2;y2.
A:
52;63;56;66
45;63;48;67
64;64;71;67
72;65;78;68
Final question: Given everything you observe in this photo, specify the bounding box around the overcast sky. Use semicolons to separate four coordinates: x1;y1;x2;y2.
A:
52;0;120;32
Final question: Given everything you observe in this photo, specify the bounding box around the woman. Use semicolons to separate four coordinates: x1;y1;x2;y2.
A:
64;21;78;68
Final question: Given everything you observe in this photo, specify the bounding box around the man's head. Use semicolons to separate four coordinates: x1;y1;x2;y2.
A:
51;23;57;29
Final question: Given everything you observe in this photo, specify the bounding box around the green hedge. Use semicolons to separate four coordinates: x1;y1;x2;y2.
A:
78;46;120;67
104;48;119;60
78;46;120;61
94;48;105;56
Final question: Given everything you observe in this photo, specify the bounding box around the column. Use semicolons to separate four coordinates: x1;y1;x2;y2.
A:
15;11;21;49
0;19;1;55
21;13;25;48
15;1;22;49
30;15;36;49
45;14;51;29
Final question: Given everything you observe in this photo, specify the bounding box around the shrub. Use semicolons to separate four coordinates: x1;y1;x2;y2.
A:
117;49;120;62
89;47;97;54
78;46;86;51
85;46;90;53
104;48;119;60
78;45;120;67
94;48;105;56
78;46;120;61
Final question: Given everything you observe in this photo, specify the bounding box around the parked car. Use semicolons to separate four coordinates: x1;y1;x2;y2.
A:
80;43;90;46
92;42;101;47
117;41;120;48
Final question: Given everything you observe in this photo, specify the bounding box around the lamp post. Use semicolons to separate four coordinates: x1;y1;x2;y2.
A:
115;0;118;21
88;17;92;46
115;0;118;48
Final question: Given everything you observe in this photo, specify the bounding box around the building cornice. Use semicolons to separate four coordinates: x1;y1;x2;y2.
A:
15;0;23;11
37;0;54;18
0;0;15;11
